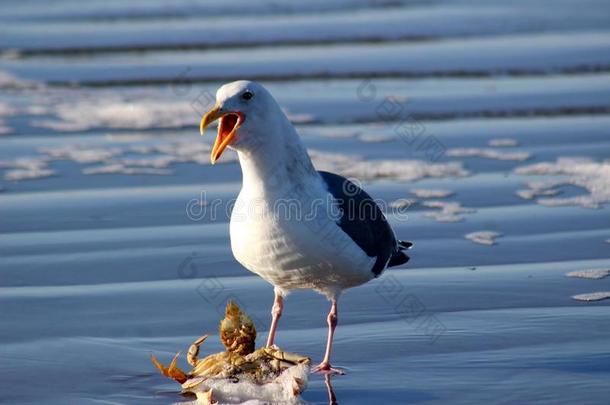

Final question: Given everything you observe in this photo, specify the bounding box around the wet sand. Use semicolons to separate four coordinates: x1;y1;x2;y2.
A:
1;1;610;403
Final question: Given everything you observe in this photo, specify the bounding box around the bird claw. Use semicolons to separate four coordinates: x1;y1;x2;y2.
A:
311;362;345;376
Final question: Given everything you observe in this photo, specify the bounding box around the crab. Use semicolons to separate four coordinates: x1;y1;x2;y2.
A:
151;302;310;403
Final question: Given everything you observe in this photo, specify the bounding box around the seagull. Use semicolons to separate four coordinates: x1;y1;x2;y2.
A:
199;80;411;374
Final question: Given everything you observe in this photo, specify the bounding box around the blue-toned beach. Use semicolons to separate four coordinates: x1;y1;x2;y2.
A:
1;1;609;403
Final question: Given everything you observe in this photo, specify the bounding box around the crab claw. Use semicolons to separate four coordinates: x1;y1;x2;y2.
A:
150;352;189;384
187;334;209;367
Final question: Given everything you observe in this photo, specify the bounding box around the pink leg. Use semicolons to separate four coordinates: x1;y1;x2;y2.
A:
312;299;345;375
266;292;283;347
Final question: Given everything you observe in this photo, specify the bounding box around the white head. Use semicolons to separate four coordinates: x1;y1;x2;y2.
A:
199;80;290;164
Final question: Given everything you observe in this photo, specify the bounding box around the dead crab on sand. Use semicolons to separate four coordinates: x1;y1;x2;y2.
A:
151;302;310;403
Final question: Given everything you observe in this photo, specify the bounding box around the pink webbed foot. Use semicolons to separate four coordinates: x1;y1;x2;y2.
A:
311;362;346;375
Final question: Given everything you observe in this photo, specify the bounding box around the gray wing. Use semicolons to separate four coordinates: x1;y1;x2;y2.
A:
318;171;410;276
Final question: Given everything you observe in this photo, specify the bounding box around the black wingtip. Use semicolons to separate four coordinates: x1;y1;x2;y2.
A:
387;251;410;267
398;240;413;250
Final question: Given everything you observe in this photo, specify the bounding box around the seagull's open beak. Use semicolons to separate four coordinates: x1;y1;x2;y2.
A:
199;105;245;164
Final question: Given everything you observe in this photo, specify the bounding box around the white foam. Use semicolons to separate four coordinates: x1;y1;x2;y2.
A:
1;157;55;181
358;134;396;143
26;105;49;115
32;97;319;132
341;159;468;182
305;150;469;182
515;157;610;209
33;96;198;131
0;120;12;135
146;141;217;164
281;108;316;124
515;188;559;200
40;145;123;164
0;70;37;89
572;292;610;302
32;139;235;178
423;200;475;223
465;231;502;245
185;363;309;405
447;147;531;161
410;188;453;198
0;157;48;170
117;156;175;169
0;101;17;117
389;199;414;210
309;150;357;171
316;128;360;139
566;269;610;280
82;163;172;176
9;141;467;183
488;138;519;147
515;179;564;200
4;168;55;181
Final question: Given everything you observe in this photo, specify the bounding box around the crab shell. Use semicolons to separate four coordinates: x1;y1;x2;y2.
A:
219;301;256;356
151;301;310;401
189;344;310;381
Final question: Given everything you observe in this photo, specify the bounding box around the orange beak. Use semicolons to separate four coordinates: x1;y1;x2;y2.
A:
199;105;244;164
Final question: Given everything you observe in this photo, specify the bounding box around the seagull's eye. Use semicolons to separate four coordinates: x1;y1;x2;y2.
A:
241;91;254;101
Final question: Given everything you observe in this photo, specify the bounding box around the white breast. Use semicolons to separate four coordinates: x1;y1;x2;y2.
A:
229;178;376;298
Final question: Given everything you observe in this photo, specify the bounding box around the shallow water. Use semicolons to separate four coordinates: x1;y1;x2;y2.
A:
1;1;610;404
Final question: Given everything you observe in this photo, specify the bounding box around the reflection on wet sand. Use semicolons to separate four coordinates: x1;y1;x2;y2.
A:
325;374;338;405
